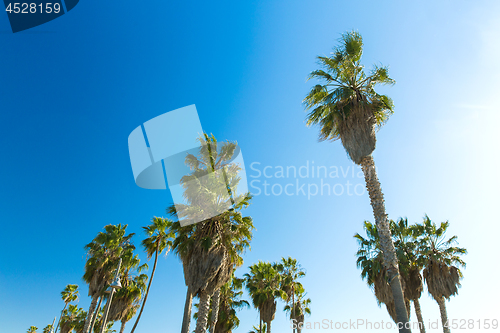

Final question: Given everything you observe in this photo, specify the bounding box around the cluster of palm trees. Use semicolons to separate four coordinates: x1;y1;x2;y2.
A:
355;216;466;333
30;134;310;333
28;29;468;333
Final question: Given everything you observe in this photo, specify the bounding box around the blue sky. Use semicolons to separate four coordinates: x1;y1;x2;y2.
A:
1;1;499;332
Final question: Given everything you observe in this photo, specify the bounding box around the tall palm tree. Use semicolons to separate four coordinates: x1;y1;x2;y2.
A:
129;217;174;333
275;257;306;333
354;221;411;322
169;133;254;333
27;326;38;333
392;218;426;333
55;284;79;333
82;224;135;333
245;261;285;333
304;30;409;331
416;216;466;333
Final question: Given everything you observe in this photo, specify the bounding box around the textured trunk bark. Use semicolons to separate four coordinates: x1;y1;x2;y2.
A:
83;295;99;333
413;299;426;333
208;288;221;333
130;242;164;333
436;297;450;333
360;156;411;333
181;286;193;333
89;296;103;333
195;290;211;333
119;320;126;333
266;320;271;333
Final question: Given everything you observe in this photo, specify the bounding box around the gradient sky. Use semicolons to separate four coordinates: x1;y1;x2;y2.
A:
1;1;499;332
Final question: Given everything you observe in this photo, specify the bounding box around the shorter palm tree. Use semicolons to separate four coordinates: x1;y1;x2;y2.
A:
55;284;79;333
60;304;86;333
130;217;174;333
284;289;311;333
27;326;38;333
275;257;306;333
354;221;410;322
245;261;285;333
248;323;266;333
416;216;466;333
42;325;54;333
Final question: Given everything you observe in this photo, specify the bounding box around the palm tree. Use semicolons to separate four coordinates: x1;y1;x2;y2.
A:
284;291;311;333
354;221;410;322
43;325;54;333
248;323;266;333
108;269;148;333
129;217;174;333
60;304;86;333
82;224;135;333
275;257;306;333
245;261;285;333
55;284;79;333
416;216;466;333
27;326;38;333
392;218;426;333
168;133;254;333
304;30;409;331
194;272;250;333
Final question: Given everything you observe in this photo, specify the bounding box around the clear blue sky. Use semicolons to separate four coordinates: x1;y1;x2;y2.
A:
1;1;499;332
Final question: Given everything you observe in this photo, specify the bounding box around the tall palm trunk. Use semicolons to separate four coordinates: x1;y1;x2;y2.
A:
360;156;410;333
89;296;103;333
195;290;211;333
266;320;271;333
119;319;126;333
83;295;99;333
181;286;194;333
208;288;221;333
130;242;164;333
436;297;450;333
413;299;426;333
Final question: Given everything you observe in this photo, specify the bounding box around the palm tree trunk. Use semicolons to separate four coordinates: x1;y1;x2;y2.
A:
83;295;99;333
89;296;103;333
130;242;164;333
55;303;68;333
119;319;126;333
266;320;271;333
195;289;211;333
436;296;450;333
181;286;194;333
208;288;221;333
360;156;411;333
413;298;426;333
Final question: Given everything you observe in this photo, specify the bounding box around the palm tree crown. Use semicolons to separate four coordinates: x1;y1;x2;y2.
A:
304;30;394;164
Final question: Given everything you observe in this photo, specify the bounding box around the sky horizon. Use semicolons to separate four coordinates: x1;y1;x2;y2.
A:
1;1;499;332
